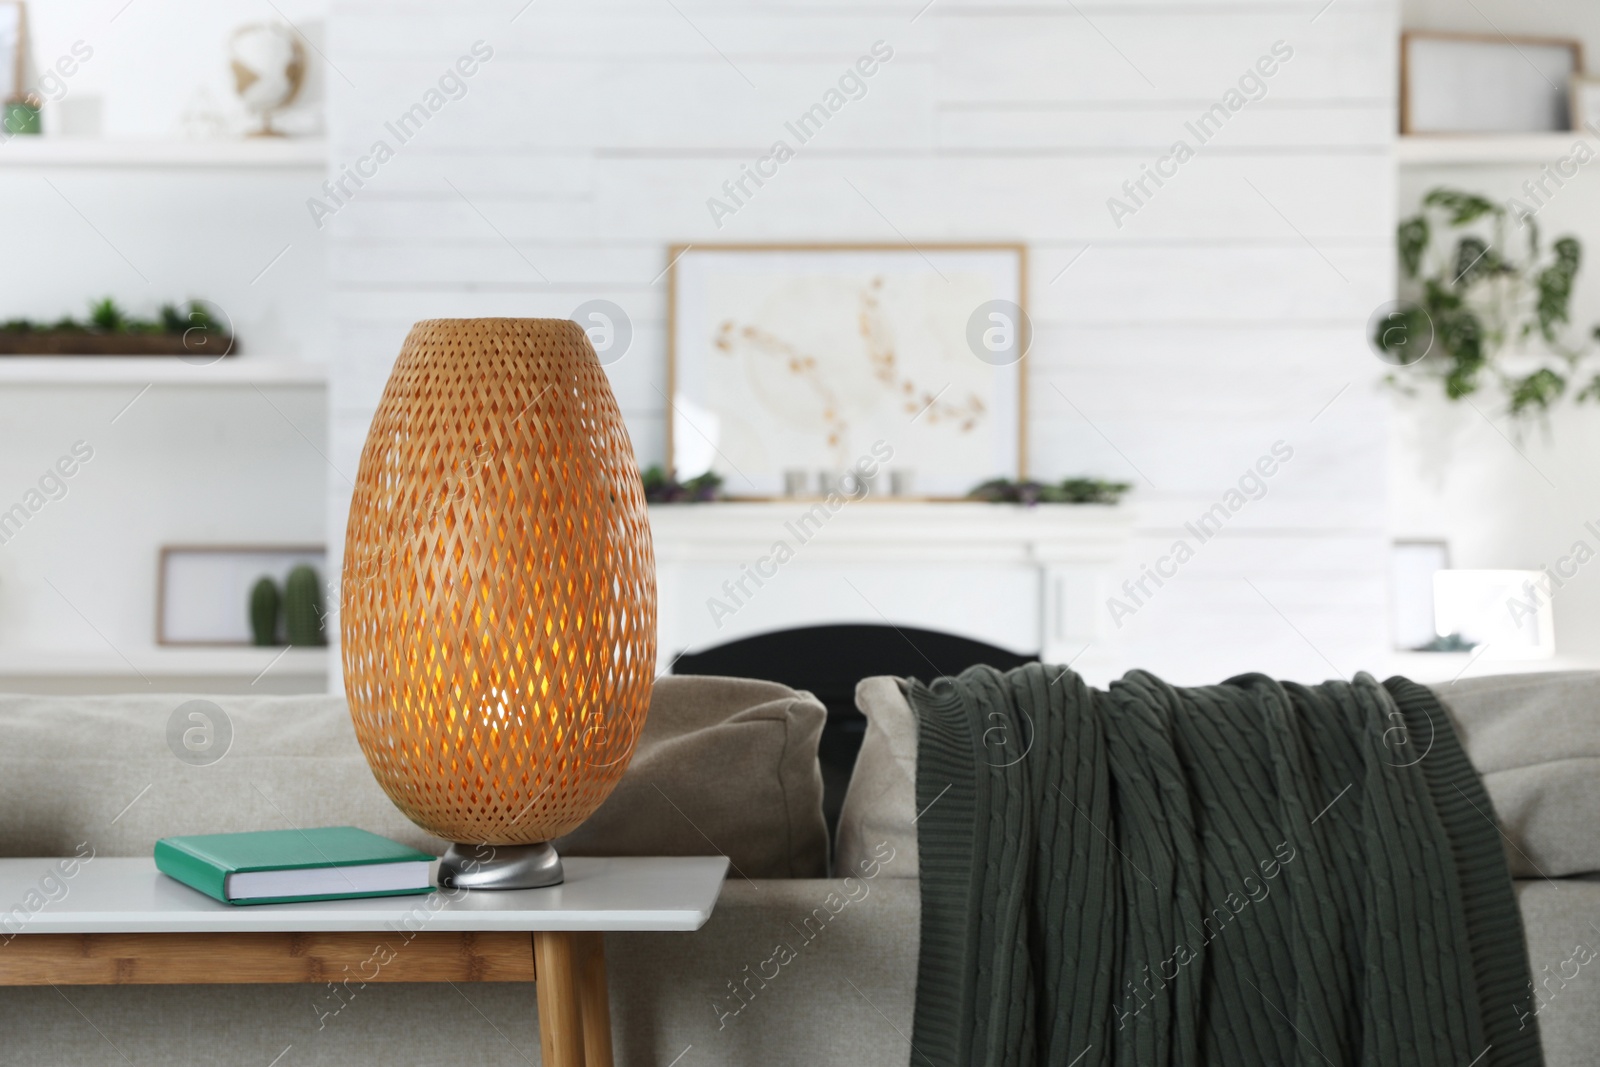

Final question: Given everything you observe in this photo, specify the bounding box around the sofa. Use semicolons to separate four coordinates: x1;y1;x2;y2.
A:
1;670;1598;1065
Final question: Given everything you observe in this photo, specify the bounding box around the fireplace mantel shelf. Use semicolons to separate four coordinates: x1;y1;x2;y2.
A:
650;501;1132;560
648;501;1135;666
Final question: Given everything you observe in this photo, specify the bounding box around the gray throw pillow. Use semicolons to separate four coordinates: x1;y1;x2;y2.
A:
557;675;830;878
835;676;919;879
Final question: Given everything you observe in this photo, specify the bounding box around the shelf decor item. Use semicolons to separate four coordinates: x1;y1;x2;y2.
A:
342;319;657;890
0;298;235;357
228;22;305;137
249;577;280;646
283;563;326;646
0;1;38;136
2;94;38;134
1401;31;1582;135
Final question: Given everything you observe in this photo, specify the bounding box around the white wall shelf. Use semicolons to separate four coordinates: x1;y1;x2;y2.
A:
1398;133;1596;166
0;358;327;386
0;647;327;678
0;138;327;169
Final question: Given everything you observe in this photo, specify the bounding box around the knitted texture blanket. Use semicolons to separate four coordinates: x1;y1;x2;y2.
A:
907;665;1541;1067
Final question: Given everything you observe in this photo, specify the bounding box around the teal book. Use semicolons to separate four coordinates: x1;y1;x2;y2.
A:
155;826;435;906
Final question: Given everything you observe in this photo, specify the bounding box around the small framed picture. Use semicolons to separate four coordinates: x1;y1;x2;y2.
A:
1571;75;1600;134
1401;30;1583;134
157;545;326;646
667;243;1028;498
1390;540;1450;650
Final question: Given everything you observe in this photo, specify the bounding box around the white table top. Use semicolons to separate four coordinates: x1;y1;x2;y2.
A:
0;855;728;934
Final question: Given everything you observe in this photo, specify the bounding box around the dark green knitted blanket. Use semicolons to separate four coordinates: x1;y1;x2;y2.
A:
907;664;1541;1067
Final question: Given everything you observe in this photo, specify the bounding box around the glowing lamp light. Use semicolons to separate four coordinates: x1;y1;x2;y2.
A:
341;318;656;889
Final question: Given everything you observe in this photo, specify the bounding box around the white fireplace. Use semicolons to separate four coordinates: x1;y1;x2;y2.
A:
649;502;1134;671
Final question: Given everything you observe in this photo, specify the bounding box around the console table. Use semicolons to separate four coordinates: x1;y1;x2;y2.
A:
0;854;728;1067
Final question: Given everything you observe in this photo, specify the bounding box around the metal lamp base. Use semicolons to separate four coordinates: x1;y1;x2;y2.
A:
437;842;564;890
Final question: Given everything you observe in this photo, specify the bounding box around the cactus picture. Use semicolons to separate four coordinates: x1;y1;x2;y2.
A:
284;564;327;646
249;577;280;646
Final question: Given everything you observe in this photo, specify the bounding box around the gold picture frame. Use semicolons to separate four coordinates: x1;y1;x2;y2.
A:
1400;30;1583;135
665;242;1029;500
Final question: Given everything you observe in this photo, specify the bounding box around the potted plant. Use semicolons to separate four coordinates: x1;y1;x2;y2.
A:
1379;188;1600;418
0;298;235;357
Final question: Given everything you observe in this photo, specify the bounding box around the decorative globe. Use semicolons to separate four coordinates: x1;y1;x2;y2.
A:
228;23;306;137
341;319;657;860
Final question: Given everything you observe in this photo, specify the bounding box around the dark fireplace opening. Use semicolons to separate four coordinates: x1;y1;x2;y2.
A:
671;624;1038;839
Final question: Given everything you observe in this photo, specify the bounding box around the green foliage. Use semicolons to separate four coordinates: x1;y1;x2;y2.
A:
1451;236;1508;287
249;577;280;647
1509;368;1566;416
1535;237;1581;342
1422;188;1499;225
0;298;224;337
1397;216;1429;279
642;465;725;503
1391;186;1600;419
89;298;126;332
283;565;327;647
1414;632;1476;653
1369;302;1433;366
968;477;1131;505
1052;478;1133;504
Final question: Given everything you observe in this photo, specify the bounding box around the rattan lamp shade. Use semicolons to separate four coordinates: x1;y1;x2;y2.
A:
341;318;656;849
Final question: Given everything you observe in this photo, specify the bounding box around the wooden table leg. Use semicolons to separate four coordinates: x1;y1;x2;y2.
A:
533;931;585;1067
576;932;614;1067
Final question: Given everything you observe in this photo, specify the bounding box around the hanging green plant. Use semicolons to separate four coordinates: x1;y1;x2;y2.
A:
1381;187;1600;417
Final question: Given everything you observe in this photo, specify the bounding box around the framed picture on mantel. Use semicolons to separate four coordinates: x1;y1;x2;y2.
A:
666;243;1028;499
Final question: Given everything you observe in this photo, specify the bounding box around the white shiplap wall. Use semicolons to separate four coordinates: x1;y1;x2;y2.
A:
325;0;1396;687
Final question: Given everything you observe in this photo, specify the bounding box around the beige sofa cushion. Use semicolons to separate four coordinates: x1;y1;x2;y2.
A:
835;676;919;879
0;677;830;879
558;675;830;878
1433;672;1600;878
0;693;438;860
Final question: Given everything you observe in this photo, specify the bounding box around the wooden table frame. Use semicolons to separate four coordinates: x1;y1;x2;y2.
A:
0;929;613;1067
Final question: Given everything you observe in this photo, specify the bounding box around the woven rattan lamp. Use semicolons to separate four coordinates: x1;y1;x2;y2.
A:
341;318;656;889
